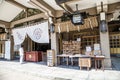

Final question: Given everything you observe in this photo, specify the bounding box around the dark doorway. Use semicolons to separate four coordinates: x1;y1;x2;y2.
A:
33;43;51;52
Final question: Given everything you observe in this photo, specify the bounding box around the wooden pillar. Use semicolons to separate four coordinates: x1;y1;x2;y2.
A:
51;33;59;66
4;28;14;60
10;30;14;60
0;41;5;58
100;25;111;68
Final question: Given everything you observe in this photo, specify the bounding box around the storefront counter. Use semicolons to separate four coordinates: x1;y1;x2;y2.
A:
24;51;42;62
57;54;105;70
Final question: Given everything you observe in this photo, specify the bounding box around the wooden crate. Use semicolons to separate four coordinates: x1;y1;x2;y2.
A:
25;51;42;62
79;58;91;70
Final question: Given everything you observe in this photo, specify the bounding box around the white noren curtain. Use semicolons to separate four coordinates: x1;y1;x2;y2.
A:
27;21;49;43
12;28;27;45
12;21;49;45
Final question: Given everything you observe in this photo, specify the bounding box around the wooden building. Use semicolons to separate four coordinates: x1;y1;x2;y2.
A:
0;0;120;69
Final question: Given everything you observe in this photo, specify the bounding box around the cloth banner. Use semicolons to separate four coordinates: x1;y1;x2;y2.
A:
27;21;49;43
12;28;27;45
12;21;49;45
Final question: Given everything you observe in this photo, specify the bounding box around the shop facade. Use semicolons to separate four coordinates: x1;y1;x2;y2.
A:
0;0;120;70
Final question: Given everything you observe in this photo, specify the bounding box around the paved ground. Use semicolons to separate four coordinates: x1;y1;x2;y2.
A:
0;68;50;80
0;57;120;80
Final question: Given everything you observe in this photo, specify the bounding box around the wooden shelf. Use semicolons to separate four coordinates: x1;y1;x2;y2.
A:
62;41;81;54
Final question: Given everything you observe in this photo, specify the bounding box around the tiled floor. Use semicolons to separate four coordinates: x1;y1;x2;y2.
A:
111;57;120;70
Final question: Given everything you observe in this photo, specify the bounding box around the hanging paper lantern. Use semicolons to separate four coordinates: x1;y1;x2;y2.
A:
50;23;55;33
100;20;107;33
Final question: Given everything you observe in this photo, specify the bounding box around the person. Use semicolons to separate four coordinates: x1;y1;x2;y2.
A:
19;45;24;64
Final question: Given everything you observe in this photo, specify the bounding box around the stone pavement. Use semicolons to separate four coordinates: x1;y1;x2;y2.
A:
0;57;120;80
0;68;50;80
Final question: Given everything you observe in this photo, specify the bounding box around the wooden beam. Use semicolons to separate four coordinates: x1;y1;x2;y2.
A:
55;0;80;4
28;0;47;13
65;0;80;4
96;0;108;13
28;0;55;17
10;13;48;28
36;0;55;13
108;2;120;13
60;3;73;14
5;0;27;10
0;20;10;28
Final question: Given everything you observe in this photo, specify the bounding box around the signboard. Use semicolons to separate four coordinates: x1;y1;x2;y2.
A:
5;40;11;60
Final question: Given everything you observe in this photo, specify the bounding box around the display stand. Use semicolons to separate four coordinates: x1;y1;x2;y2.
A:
62;41;81;54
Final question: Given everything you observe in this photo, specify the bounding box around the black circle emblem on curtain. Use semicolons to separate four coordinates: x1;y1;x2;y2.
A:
16;32;23;40
33;28;43;40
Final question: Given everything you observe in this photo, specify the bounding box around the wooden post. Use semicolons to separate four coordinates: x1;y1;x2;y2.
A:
100;25;111;68
51;33;59;66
